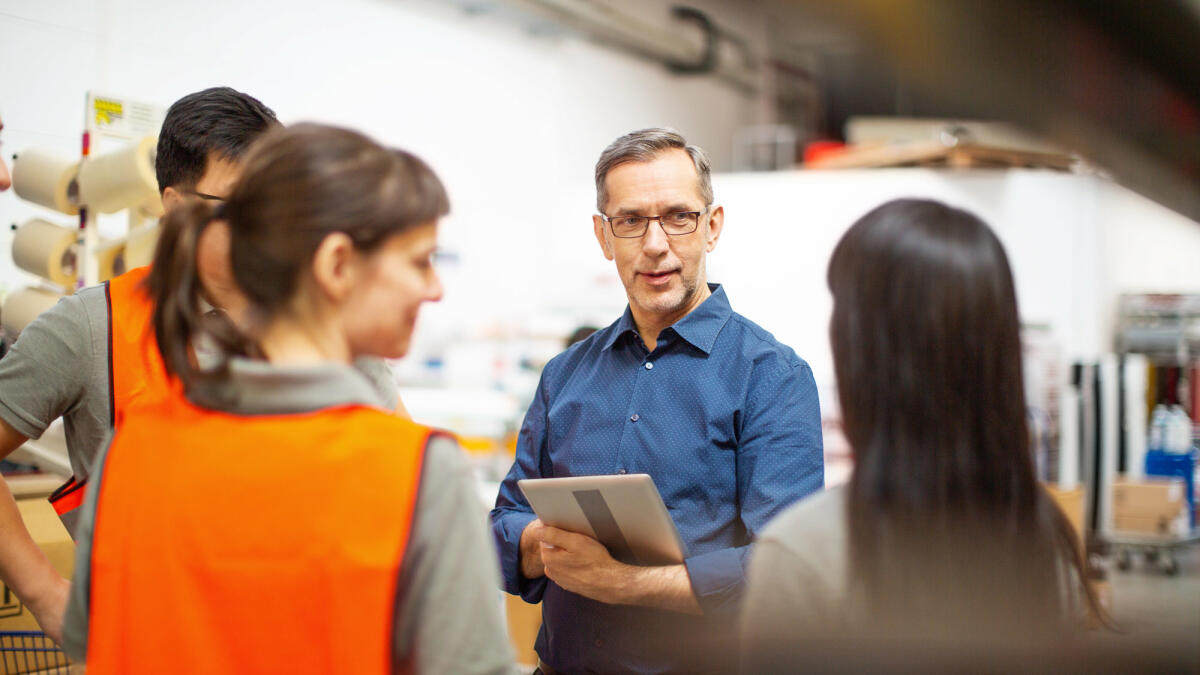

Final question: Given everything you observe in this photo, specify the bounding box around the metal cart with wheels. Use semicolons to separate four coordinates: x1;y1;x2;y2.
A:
1106;530;1200;576
0;631;71;674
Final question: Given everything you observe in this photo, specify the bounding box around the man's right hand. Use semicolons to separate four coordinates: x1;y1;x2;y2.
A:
519;518;547;580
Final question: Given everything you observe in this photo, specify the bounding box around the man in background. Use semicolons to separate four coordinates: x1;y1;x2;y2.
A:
0;87;277;642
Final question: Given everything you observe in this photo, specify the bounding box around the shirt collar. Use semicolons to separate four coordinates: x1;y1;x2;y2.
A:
601;283;731;355
188;358;388;415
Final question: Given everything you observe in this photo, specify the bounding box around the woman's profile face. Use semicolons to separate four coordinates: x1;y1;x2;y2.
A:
340;221;443;360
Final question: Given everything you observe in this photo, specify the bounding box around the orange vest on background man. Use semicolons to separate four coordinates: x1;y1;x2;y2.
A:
107;265;177;426
86;394;430;674
49;265;173;519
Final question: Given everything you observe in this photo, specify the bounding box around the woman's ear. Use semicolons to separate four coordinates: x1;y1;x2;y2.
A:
310;232;360;302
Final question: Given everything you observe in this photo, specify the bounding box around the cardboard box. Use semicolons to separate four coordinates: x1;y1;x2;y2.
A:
3;475;67;502
0;499;75;674
1112;478;1186;520
1043;484;1085;544
505;595;541;669
1112;512;1188;537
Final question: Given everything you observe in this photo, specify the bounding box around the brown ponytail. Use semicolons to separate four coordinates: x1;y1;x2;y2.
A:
144;199;256;389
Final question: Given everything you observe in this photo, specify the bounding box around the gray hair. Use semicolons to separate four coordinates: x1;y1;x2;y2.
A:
594;127;713;213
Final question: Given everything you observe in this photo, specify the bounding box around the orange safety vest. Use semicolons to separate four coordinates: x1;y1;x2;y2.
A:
50;266;174;518
86;393;430;674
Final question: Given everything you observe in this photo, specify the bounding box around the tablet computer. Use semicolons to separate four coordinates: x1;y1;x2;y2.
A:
518;473;688;566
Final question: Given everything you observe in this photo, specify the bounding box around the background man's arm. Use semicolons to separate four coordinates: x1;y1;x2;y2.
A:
0;418;69;644
0;295;102;644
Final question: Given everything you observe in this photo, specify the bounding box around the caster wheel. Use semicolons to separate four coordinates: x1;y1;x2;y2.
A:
1162;554;1179;576
1115;548;1132;571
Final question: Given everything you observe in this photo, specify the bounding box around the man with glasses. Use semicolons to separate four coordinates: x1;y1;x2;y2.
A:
0;88;279;643
492;128;824;674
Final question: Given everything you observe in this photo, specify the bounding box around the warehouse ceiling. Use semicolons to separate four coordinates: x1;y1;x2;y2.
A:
437;0;1200;222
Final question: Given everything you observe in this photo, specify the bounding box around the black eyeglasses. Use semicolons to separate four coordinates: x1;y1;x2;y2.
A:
185;189;225;202
601;206;710;238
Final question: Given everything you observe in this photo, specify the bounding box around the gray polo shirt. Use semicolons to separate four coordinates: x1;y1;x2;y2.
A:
62;358;513;674
0;283;398;481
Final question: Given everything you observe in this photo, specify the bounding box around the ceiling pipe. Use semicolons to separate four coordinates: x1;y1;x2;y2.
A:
508;0;761;94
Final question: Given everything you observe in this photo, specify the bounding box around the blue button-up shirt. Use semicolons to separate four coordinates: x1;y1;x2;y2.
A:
491;285;824;674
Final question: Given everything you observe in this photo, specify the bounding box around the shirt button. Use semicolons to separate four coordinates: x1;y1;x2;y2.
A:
630;413;639;422
644;361;654;370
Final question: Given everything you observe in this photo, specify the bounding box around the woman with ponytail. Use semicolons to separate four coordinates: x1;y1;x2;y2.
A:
61;124;514;675
740;199;1108;668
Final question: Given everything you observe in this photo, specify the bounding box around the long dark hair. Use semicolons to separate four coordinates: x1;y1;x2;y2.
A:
828;198;1105;638
146;123;449;389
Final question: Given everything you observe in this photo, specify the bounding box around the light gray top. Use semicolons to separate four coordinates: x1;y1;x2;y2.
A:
0;282;398;481
741;483;1084;651
740;484;850;644
62;358;513;675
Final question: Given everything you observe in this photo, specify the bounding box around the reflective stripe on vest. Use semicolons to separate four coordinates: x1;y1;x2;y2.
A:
86;394;429;674
48;477;85;516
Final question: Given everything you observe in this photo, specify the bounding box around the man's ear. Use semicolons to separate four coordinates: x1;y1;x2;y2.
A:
593;215;614;261
704;205;724;253
161;187;183;214
310;232;359;302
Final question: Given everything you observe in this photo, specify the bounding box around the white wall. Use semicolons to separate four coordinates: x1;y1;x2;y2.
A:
1097;182;1200;342
710;169;1200;396
709;169;1110;397
0;0;763;300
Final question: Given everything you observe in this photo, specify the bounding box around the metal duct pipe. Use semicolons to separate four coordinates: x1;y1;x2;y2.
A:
510;0;761;94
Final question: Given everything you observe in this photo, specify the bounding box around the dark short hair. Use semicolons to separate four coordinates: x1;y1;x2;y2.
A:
155;87;278;192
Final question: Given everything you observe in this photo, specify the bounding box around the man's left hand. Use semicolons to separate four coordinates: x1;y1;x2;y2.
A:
537;525;703;614
538;525;632;605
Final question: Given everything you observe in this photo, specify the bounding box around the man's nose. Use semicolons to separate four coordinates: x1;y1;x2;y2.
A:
641;217;670;254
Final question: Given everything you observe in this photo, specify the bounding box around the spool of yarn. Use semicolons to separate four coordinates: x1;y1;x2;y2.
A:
11;218;79;288
134;195;165;220
11;149;81;215
2;287;63;338
96;244;127;282
123;224;160;270
78;135;158;214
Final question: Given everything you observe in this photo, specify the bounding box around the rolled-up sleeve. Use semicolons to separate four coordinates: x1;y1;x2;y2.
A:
688;358;823;615
684;545;751;615
489;371;551;602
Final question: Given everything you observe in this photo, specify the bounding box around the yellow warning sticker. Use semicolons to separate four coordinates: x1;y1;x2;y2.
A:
94;97;125;126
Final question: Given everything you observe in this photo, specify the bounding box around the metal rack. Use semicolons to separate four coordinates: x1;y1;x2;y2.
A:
1105;293;1200;575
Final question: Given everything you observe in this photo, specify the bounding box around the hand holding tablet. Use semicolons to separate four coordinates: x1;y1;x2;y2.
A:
518;474;688;566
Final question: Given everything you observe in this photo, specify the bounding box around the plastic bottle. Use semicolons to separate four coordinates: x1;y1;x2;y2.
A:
1167;405;1192;454
1148;404;1170;452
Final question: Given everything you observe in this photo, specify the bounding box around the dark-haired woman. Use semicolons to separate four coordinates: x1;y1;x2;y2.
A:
740;198;1106;667
61;124;513;674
